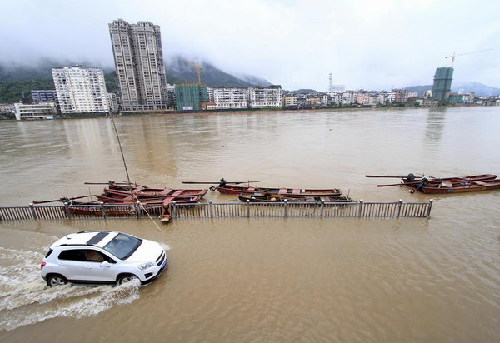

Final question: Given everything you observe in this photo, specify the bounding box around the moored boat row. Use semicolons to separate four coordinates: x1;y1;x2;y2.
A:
368;172;500;194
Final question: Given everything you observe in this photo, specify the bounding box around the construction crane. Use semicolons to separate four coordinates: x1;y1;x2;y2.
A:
445;48;493;67
187;61;203;84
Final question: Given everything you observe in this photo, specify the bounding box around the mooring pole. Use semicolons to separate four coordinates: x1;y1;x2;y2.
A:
135;201;141;219
64;202;72;219
427;199;433;217
100;201;106;219
171;202;177;219
357;199;363;217
397;199;403;218
29;203;37;220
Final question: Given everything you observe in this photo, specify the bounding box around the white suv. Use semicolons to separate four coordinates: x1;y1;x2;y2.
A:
41;231;167;286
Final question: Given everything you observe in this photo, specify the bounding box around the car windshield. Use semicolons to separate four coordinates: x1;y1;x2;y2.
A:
102;233;142;260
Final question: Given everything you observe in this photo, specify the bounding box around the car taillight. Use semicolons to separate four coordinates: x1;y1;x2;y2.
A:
41;261;46;269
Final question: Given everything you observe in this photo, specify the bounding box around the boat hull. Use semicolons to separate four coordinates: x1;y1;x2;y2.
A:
421;180;500;194
217;185;342;197
238;194;352;202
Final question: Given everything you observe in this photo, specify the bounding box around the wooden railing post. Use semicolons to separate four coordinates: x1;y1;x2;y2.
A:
100;202;106;219
135;201;141;219
64;202;72;219
427;199;433;217
397;199;403;218
357;200;363;217
29;203;37;220
171;202;177;219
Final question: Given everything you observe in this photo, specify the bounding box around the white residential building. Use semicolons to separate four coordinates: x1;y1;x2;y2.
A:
385;91;396;103
14;102;57;120
326;92;342;105
341;91;358;105
248;86;282;108
52;66;110;113
212;87;249;109
378;94;386;105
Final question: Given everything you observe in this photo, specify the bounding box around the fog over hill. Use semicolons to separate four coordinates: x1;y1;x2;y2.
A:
167;55;271;87
0;56;273;103
405;82;500;97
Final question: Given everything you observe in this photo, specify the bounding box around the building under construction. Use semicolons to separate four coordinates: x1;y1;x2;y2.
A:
432;67;454;103
175;84;209;111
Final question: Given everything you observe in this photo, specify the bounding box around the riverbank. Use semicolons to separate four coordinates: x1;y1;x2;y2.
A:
1;102;492;122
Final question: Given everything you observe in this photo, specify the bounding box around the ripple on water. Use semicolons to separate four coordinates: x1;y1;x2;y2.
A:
0;245;141;331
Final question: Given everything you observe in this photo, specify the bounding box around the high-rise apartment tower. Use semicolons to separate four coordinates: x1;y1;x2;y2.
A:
432;67;453;103
108;19;168;111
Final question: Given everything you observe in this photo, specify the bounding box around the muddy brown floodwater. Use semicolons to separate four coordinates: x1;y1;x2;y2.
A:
1;107;499;342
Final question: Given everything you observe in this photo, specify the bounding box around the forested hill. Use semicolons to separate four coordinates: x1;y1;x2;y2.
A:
0;56;272;103
0;60;116;103
167;56;271;87
405;83;500;97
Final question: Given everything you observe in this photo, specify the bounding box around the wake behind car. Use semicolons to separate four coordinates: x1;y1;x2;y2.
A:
41;231;167;286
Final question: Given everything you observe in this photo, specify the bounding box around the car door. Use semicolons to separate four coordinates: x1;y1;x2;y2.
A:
81;249;117;282
56;249;88;281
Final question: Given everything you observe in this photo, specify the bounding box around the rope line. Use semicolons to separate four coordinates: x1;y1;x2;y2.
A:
109;115;163;232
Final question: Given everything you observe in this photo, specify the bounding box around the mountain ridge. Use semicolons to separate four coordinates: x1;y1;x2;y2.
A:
0;56;274;103
405;82;500;97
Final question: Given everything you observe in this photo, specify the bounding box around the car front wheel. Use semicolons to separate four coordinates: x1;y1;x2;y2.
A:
117;274;140;286
47;274;68;287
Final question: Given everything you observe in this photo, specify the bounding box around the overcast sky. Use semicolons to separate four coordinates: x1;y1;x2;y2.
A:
0;0;498;90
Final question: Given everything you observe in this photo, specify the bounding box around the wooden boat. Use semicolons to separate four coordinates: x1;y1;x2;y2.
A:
84;181;139;191
62;200;136;216
216;185;342;197
97;188;208;203
420;179;500;194
404;173;496;183
158;189;211;223
238;194;352;203
377;174;497;188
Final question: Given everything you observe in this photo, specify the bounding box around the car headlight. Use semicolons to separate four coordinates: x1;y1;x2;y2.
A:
139;262;154;271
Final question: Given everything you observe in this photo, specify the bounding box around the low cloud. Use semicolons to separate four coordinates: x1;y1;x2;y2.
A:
0;0;498;90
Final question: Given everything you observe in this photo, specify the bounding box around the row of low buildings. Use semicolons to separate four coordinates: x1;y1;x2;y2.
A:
281;89;420;109
173;85;283;112
5;82;498;120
